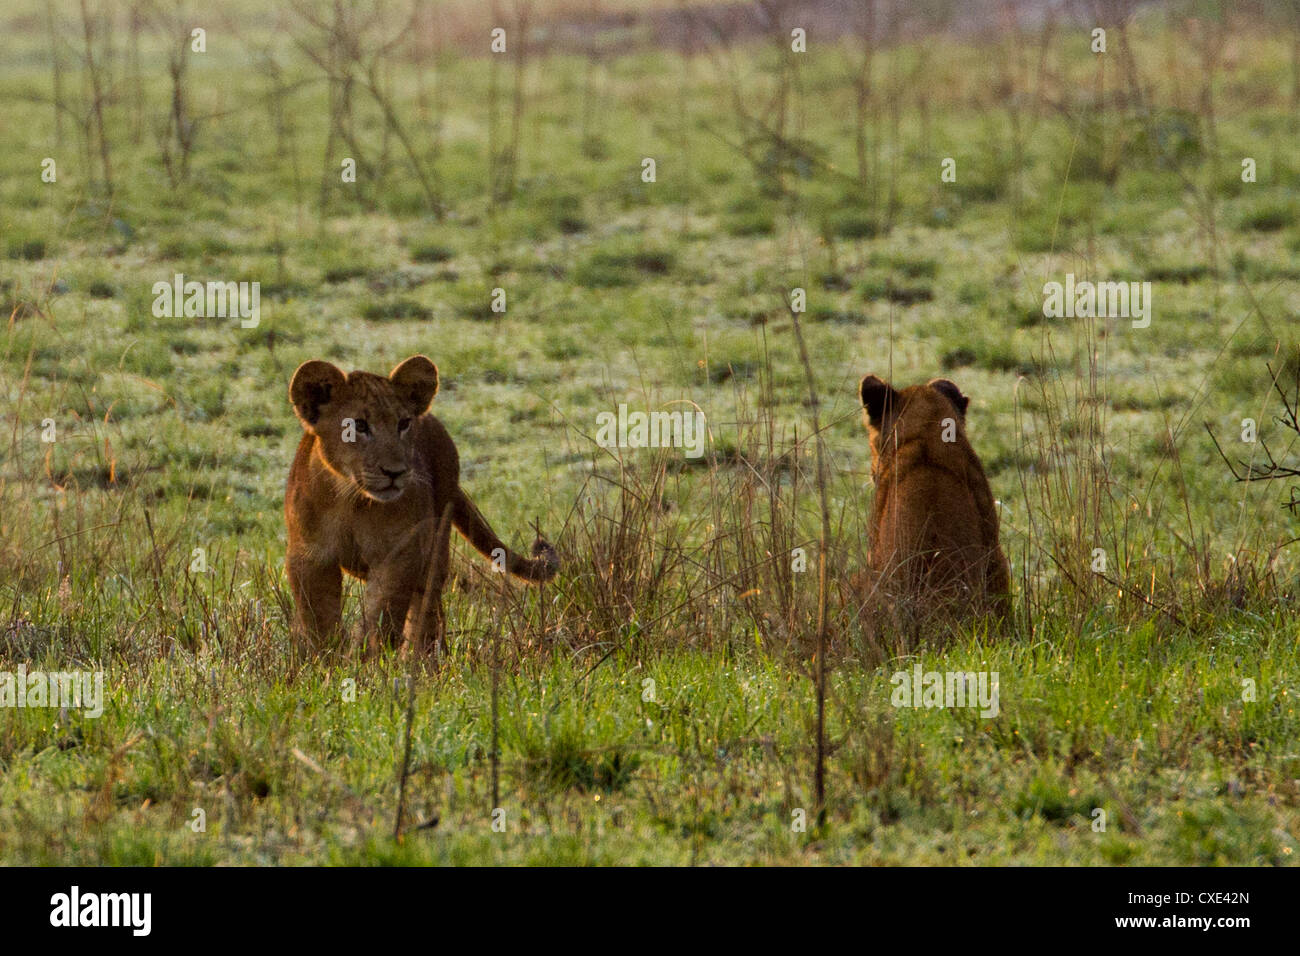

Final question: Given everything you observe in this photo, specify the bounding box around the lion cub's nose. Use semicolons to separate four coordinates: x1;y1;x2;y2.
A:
381;467;408;480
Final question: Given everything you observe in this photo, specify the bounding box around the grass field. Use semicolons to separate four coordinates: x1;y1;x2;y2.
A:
1;0;1298;865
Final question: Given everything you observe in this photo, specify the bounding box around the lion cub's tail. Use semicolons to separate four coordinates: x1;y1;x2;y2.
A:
452;489;559;583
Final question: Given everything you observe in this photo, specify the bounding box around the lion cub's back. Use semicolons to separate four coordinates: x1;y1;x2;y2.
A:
873;446;988;570
411;413;462;498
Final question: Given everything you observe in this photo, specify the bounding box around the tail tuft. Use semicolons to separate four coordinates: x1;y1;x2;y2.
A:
528;536;560;581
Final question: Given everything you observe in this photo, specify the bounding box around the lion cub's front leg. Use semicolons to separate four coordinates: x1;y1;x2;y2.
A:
403;587;446;660
361;560;419;656
288;556;343;656
360;509;451;659
403;508;453;659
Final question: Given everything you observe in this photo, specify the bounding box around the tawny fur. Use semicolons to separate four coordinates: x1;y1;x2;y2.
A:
858;375;1011;624
284;355;557;658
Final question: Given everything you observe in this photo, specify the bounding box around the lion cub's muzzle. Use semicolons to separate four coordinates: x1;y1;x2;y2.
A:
362;466;410;502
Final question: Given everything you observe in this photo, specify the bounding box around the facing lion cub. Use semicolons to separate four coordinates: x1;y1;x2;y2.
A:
858;374;1011;624
285;355;558;657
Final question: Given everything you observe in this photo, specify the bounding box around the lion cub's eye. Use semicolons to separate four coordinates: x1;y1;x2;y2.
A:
398;418;412;433
354;419;371;436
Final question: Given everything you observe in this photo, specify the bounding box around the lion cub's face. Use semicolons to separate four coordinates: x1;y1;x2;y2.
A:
859;375;971;466
289;355;439;502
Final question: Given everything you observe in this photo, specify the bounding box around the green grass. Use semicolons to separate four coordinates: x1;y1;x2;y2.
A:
2;621;1295;865
1;0;1299;865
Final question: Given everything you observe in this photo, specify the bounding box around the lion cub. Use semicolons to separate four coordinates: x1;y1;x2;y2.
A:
285;355;557;657
858;375;1011;624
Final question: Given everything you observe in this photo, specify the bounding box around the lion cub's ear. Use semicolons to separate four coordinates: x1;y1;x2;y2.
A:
289;360;346;429
860;375;899;429
389;355;439;415
927;378;970;418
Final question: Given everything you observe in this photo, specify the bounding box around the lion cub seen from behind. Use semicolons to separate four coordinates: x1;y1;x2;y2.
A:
858;374;1011;625
285;355;558;658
